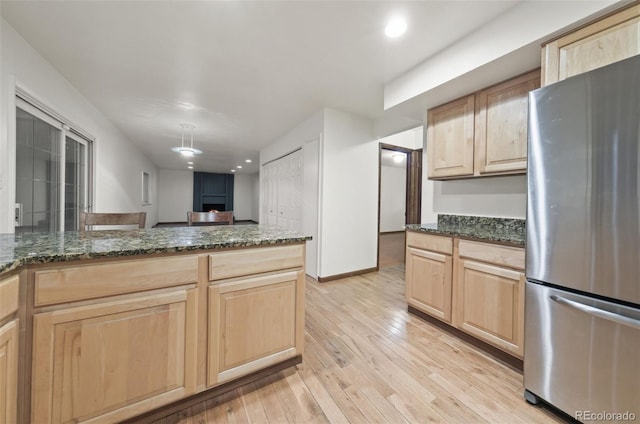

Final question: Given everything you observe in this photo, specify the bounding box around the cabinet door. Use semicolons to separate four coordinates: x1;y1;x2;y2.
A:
406;247;453;323
474;70;540;175
454;259;524;357
427;95;475;179
31;289;198;424
208;270;304;386
542;4;640;86
0;319;18;424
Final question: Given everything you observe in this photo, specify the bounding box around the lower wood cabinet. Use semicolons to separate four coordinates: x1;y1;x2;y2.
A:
406;232;525;358
406;247;453;323
208;270;305;386
454;255;525;357
0;274;19;424
0;319;18;424
7;242;306;423
31;288;198;424
454;239;525;358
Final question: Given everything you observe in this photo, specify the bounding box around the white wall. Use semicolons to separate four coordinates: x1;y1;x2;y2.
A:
320;108;376;277
233;173;257;221
380;165;406;232
156;170;258;223
157;169;193;222
384;1;619;109
433;176;527;219
303;138;320;278
379;126;422;150
0;18;158;232
376;126;438;224
377;125;525;221
251;174;259;222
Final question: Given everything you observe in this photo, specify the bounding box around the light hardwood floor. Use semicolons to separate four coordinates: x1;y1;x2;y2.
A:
151;265;567;424
378;232;405;269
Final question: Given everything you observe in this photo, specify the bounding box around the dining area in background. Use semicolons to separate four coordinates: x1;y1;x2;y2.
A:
187;211;234;226
78;212;147;231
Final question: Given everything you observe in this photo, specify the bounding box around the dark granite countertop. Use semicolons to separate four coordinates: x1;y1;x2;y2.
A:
0;225;311;276
406;214;525;247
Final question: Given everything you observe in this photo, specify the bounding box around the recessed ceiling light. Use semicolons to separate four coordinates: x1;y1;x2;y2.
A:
385;18;407;38
245;159;252;163
231;169;236;173
187;161;193;165
188;166;193;169
237;165;242;169
392;153;405;163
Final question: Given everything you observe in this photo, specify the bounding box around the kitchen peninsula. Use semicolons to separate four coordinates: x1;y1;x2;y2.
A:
405;215;525;364
0;226;310;424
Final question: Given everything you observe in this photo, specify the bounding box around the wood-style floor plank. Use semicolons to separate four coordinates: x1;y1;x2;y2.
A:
151;265;568;424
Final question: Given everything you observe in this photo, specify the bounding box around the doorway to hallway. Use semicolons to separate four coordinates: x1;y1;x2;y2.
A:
377;143;422;269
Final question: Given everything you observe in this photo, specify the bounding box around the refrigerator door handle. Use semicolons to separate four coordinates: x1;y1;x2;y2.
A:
550;295;640;330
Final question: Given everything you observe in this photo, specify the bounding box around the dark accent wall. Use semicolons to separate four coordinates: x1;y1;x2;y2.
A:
192;172;234;212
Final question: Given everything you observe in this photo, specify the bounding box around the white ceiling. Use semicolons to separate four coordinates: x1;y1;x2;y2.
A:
0;0;522;174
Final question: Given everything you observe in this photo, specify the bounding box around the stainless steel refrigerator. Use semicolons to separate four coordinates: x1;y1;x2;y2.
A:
525;55;640;422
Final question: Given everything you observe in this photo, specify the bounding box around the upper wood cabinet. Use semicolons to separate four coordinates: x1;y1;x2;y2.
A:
426;69;540;180
475;71;540;174
427;95;475;178
542;3;640;86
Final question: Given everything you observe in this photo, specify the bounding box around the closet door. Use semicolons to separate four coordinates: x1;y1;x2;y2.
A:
262;162;278;226
276;150;302;232
262;150;303;232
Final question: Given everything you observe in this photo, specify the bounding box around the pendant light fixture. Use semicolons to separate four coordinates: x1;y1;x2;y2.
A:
171;123;202;156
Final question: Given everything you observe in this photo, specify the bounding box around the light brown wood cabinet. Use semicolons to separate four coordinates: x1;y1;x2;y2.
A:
31;285;199;424
406;232;525;358
426;69;540;180
0;274;19;424
427;96;475;178
405;232;453;323
0;319;18;424
18;242;306;423
542;3;640;86
207;245;305;386
208;270;305;386
29;256;201;423
453;240;525;358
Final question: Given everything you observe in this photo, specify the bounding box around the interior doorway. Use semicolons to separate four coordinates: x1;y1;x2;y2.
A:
377;143;422;269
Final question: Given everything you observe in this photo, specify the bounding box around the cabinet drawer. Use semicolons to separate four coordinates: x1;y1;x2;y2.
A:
406;231;452;255
34;255;199;306
0;275;19;321
209;244;304;281
458;240;524;270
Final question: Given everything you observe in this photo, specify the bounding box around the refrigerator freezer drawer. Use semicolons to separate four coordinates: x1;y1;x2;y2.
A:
524;282;640;422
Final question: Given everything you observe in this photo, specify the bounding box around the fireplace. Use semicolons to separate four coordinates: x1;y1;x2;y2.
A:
193;172;234;213
203;203;226;212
